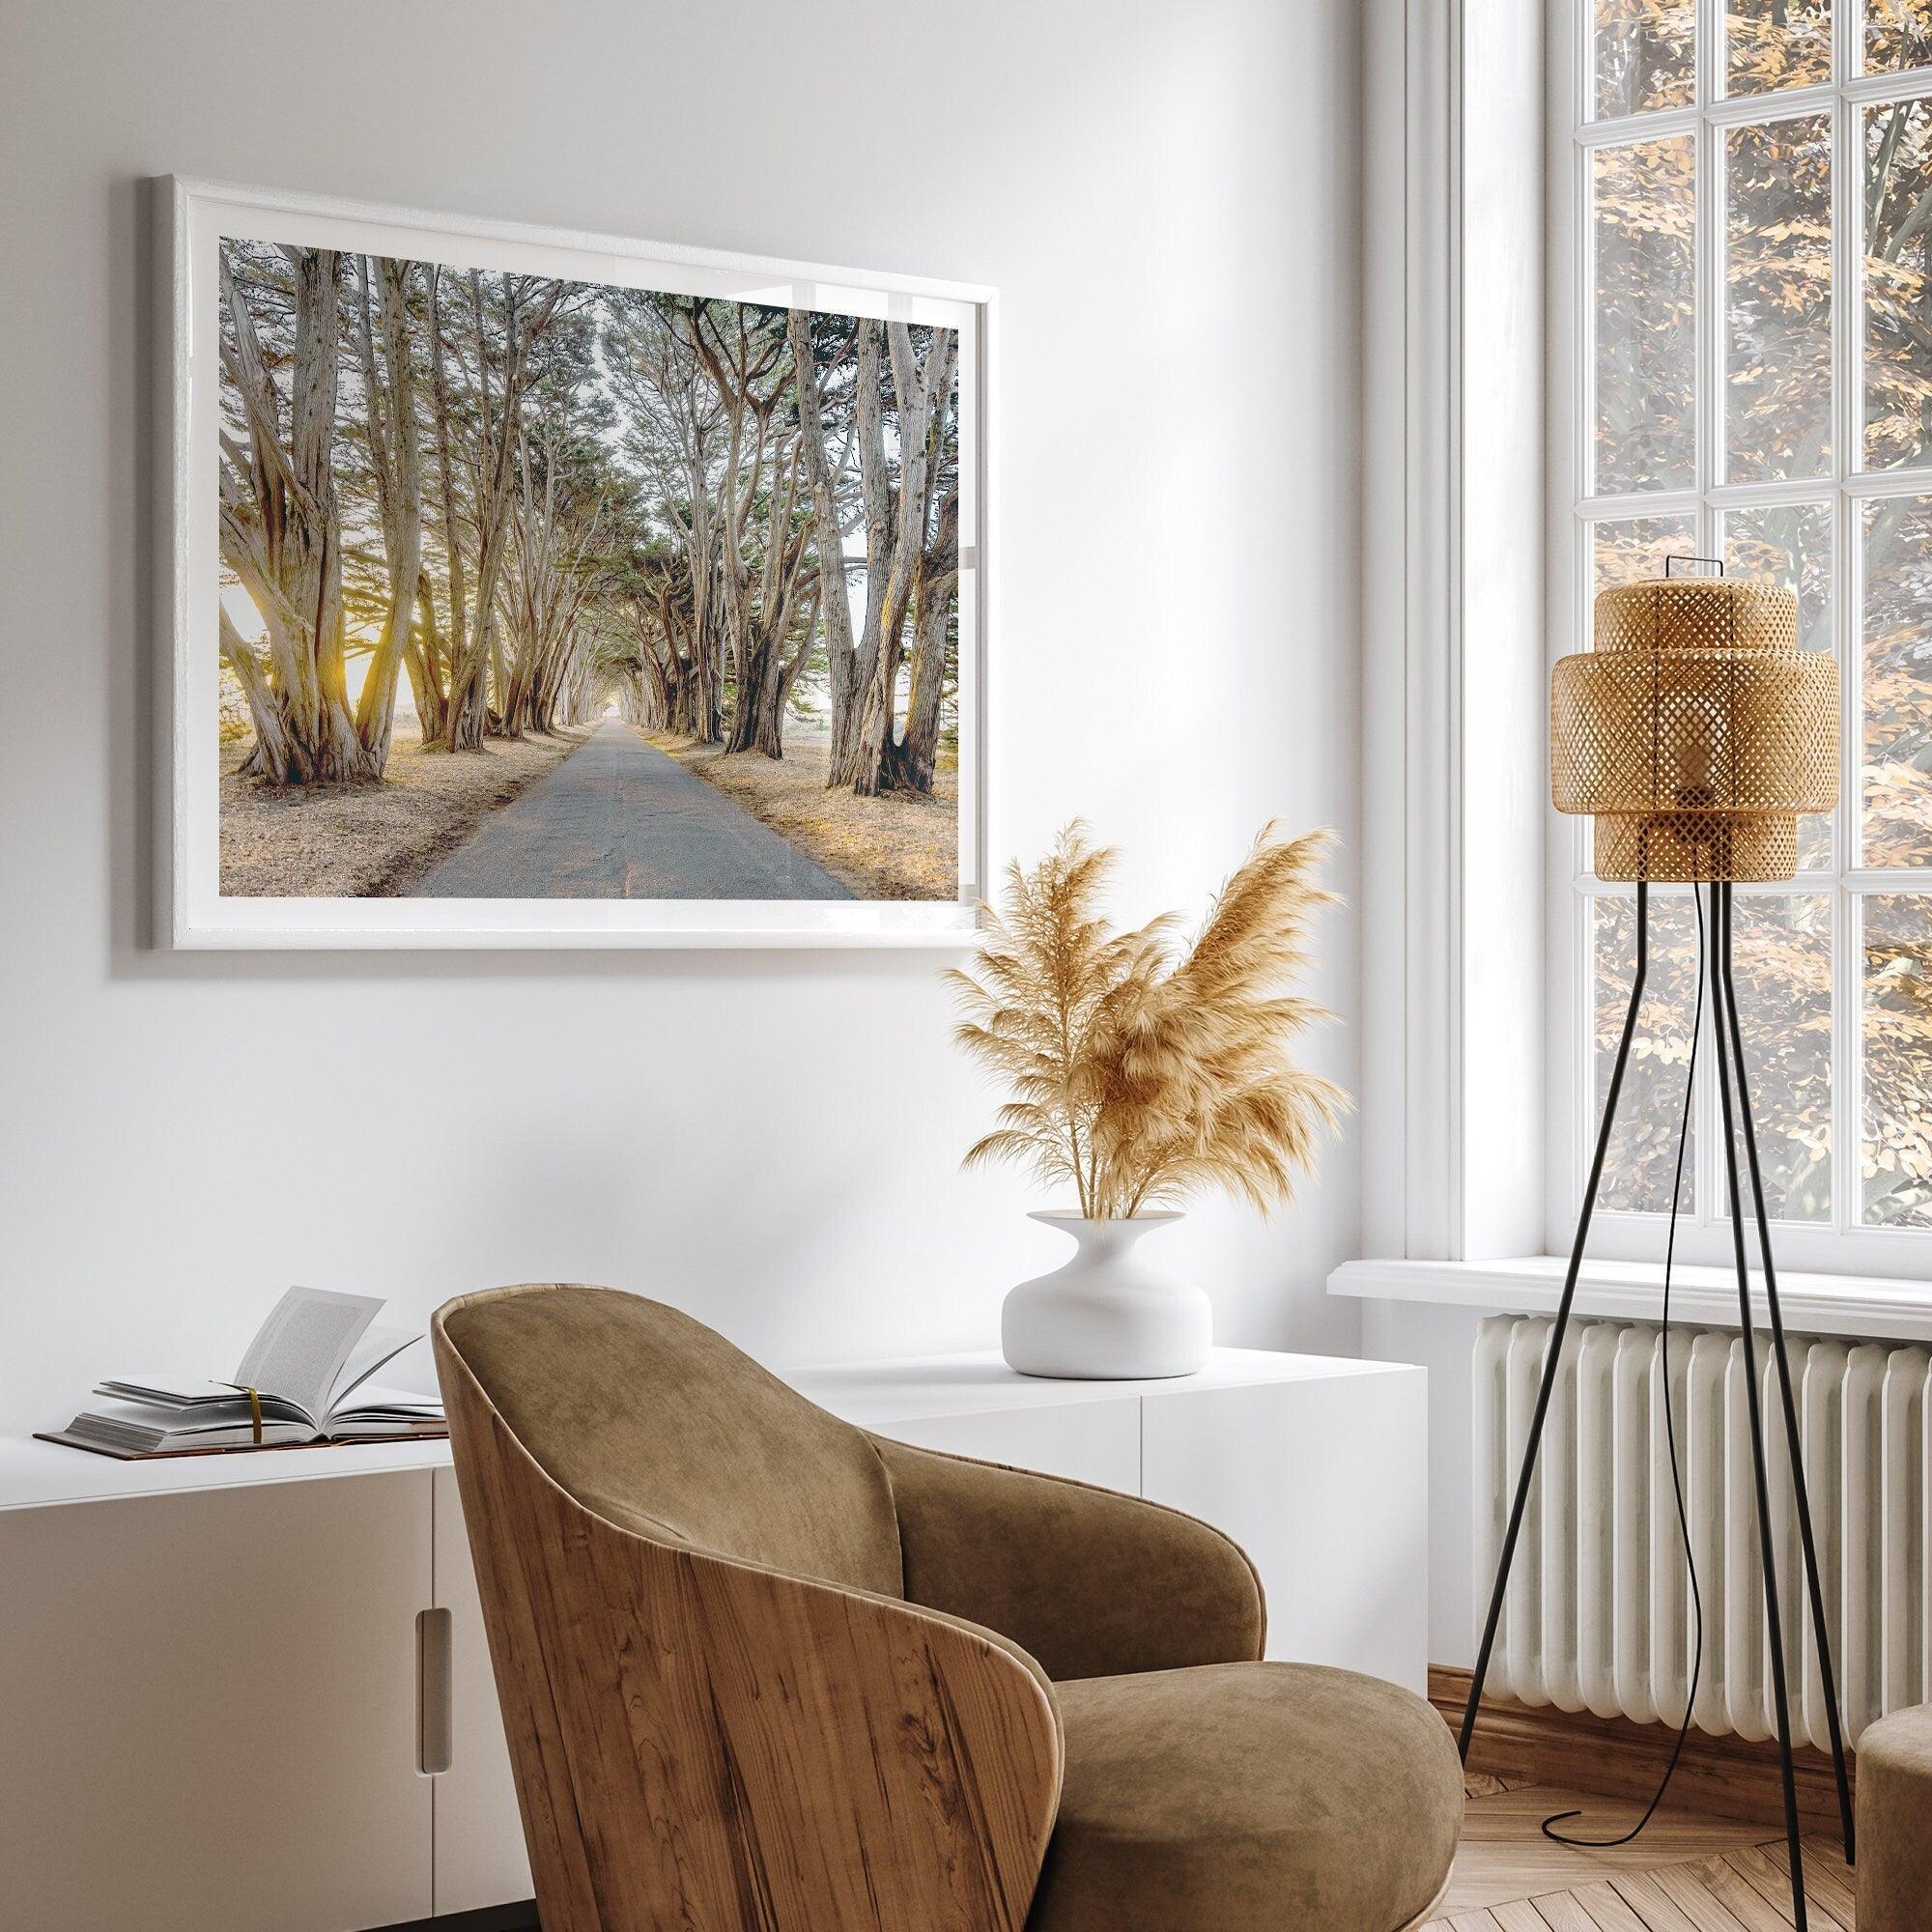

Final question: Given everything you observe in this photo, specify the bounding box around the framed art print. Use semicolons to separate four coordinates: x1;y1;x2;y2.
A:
158;176;990;947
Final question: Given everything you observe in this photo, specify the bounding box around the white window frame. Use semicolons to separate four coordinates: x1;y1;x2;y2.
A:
1342;0;1932;1329
1548;0;1932;1279
1358;0;1552;1268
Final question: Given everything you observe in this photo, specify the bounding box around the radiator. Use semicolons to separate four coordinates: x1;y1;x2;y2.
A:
1472;1314;1932;1746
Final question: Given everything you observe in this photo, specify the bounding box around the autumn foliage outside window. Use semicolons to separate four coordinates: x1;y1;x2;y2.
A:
1578;1;1932;1236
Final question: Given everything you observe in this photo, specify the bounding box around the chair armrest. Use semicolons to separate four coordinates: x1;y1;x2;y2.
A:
439;1330;1064;1932
872;1435;1265;1681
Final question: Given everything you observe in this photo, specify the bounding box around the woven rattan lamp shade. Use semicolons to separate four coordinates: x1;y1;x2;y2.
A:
1550;578;1838;883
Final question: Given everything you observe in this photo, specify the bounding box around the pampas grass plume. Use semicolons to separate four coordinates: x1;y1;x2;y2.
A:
949;821;1347;1219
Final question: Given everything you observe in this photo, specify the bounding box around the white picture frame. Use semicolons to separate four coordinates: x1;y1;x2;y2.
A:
158;175;992;949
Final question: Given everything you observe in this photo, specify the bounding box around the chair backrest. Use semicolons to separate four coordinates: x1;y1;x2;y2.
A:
434;1281;903;1597
432;1283;1061;1932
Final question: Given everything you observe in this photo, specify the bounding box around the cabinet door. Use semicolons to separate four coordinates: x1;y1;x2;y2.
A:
1141;1370;1429;1691
0;1471;433;1932
432;1466;533;1915
872;1398;1142;1493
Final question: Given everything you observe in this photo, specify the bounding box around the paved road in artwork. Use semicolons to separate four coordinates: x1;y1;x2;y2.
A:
412;720;854;900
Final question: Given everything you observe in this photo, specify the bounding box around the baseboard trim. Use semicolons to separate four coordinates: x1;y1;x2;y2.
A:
1431;1664;1855;1833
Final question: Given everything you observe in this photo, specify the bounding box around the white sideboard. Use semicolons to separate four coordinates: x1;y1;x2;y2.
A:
0;1346;1426;1932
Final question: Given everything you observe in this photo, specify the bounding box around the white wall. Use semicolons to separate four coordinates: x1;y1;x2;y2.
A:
0;0;1364;1434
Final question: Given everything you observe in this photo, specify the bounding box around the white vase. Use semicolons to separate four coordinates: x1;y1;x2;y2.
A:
1001;1211;1211;1379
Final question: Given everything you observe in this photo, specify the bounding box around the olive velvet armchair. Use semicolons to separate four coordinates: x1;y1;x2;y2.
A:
433;1283;1462;1932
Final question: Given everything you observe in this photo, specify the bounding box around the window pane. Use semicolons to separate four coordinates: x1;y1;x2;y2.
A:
1596;137;1699;493
1863;894;1932;1226
1727;894;1833;1222
1861;495;1932;867
1724;501;1834;867
1595;892;1701;1214
1586;521;1701;877
1593;514;1701;600
1722;502;1832;651
1725;115;1833;483
1863;99;1932;472
1596;0;1696;118
1865;0;1932;74
1727;0;1833;93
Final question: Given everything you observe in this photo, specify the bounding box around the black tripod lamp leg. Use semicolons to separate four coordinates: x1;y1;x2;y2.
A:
1710;884;1808;1929
1461;883;1651;1763
1717;887;1857;1864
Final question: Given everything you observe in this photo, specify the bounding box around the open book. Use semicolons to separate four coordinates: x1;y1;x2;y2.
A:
41;1288;446;1459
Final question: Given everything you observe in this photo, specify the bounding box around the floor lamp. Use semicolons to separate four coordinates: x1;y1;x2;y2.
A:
1459;568;1855;1930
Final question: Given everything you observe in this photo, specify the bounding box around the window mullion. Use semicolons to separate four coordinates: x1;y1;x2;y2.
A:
1707;79;1840;126
1842;464;1932;496
1579;488;1704;519
1579;104;1702;148
1696;0;1718;504
1833;14;1859;1236
1835;849;1861;1236
1843;67;1932;106
1695;0;1719;1228
1571;0;1596;1242
1696;882;1722;1230
1706;477;1850;510
1578;882;1596;1220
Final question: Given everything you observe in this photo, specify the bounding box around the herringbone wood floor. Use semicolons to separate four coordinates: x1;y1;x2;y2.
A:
1423;1776;1859;1929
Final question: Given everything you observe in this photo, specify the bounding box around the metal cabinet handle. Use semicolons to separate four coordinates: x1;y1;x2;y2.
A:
417;1607;453;1776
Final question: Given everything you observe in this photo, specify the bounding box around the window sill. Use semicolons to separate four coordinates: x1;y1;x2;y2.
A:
1328;1256;1932;1346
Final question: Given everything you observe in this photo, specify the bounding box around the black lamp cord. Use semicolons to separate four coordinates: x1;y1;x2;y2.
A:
1541;881;1708;1849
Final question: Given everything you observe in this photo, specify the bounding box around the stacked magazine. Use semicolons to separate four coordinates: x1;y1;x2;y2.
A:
43;1288;445;1459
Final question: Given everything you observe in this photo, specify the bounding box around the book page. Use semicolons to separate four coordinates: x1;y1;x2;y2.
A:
234;1288;383;1426
326;1326;424;1415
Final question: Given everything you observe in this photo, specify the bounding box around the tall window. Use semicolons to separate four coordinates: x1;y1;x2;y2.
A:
1569;1;1932;1263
